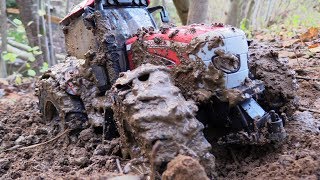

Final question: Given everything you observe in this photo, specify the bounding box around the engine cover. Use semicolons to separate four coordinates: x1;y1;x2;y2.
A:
126;24;249;89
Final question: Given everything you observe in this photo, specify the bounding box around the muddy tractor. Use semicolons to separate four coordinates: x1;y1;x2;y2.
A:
37;0;287;177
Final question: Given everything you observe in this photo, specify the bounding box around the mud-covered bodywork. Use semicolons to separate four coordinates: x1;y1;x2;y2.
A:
126;24;249;89
126;24;286;144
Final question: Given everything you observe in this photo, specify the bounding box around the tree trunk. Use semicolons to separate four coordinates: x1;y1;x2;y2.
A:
265;0;276;24
0;0;8;78
173;0;189;25
226;0;241;26
66;0;70;15
46;0;57;66
39;0;49;66
187;0;208;24
245;0;255;20
252;0;262;29
16;0;39;47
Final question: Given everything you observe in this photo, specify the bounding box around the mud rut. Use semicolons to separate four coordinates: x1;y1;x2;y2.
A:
0;42;320;179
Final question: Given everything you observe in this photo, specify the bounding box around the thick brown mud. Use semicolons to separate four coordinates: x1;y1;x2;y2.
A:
1;20;320;179
1;52;320;180
162;155;209;180
249;43;299;116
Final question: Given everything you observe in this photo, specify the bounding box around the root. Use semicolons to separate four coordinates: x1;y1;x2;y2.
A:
228;147;240;166
296;76;320;81
2;129;70;152
116;159;124;174
299;107;320;114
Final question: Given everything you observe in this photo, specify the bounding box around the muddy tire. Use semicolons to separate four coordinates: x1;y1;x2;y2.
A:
38;77;87;137
111;64;215;178
249;48;299;116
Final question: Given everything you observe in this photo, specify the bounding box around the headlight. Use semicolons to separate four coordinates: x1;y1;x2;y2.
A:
212;49;240;74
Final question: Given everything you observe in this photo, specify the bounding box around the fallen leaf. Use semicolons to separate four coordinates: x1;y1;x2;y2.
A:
0;78;9;86
309;46;320;53
308;43;320;49
300;27;319;42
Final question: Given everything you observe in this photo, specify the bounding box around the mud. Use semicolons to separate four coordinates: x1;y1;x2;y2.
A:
162;155;209;180
89;11;119;84
249;44;299;116
111;64;216;178
0;95;126;179
1;39;320;179
213;49;240;74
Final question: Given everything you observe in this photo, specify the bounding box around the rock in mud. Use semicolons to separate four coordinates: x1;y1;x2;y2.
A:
0;158;10;174
292;111;319;133
14;135;26;145
111;64;215;177
73;156;90;168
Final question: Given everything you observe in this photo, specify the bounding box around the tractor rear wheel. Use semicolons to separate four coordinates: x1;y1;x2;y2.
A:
111;64;216;178
38;77;87;138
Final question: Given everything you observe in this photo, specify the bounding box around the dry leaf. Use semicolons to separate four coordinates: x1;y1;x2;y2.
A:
308;43;320;49
309;46;320;53
300;27;319;42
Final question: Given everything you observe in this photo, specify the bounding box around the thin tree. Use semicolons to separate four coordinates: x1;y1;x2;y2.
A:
252;0;262;29
187;0;208;24
226;0;241;26
0;0;8;78
173;0;189;25
39;0;50;65
16;0;40;47
47;0;56;66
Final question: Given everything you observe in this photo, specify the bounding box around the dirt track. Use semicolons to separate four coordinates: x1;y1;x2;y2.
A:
0;39;320;179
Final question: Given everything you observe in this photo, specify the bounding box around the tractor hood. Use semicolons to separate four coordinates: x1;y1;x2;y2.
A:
126;24;249;88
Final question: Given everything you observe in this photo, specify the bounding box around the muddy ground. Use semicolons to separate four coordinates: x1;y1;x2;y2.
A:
0;34;320;179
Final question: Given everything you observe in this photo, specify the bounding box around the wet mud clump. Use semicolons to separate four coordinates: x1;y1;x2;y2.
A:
111;64;216;178
162;155;209;180
249;45;299;116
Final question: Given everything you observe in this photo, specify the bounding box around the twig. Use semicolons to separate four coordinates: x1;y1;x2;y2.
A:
3;129;70;152
116;158;123;174
150;141;162;180
296;76;320;81
299;107;320;114
293;49;302;68
228;147;240;166
1;145;22;152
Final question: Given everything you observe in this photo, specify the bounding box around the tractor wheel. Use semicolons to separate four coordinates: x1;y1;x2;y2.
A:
249;47;299;116
38;77;87;138
111;64;216;178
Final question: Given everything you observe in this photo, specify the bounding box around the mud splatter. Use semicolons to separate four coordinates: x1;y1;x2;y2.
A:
208;36;224;50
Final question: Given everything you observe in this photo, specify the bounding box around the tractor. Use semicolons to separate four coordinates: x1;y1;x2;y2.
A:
36;0;289;178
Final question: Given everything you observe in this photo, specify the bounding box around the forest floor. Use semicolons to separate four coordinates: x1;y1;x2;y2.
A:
0;28;319;180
